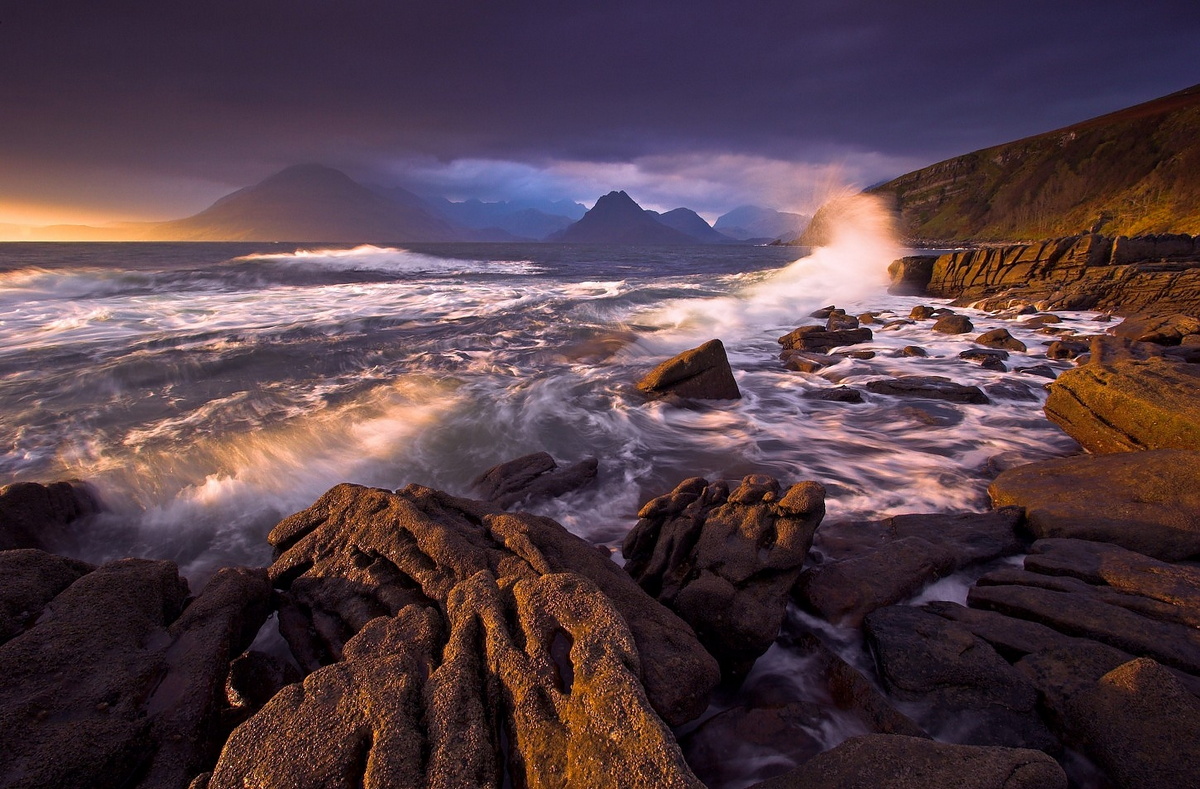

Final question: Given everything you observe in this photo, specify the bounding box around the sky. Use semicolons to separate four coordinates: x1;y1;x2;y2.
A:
3;0;1199;226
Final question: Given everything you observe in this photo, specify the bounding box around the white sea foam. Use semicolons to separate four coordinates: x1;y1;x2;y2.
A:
234;244;542;275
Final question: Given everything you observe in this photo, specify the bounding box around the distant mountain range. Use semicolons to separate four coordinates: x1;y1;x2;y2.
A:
713;205;810;242
870;83;1200;242
7;165;804;244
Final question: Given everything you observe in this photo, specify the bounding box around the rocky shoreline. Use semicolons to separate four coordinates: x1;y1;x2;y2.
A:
3;255;1200;788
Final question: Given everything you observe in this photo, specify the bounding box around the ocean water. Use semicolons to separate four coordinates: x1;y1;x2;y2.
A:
0;212;1101;584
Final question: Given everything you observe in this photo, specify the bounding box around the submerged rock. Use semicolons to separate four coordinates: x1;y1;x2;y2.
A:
637;339;741;401
622;475;826;681
989;450;1200;561
748;734;1065;789
864;375;989;404
471;451;598;509
777;326;872;353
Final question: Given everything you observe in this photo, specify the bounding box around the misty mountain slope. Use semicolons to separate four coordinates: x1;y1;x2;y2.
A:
552;191;699;244
714;205;811;241
870;83;1200;242
649;207;734;243
151;164;459;242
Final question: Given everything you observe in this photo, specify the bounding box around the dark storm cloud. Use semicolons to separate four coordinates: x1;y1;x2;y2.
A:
3;0;1199;217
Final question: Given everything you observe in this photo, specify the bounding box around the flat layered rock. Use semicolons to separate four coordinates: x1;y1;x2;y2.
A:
749;734;1065;789
989;450;1200;561
864;376;989;404
637;339;741;401
1110;312;1200;345
622;475;825;680
1043;337;1200;452
863;606;1057;751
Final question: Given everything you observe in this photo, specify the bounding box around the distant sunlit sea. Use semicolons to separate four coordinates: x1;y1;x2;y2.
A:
0;237;1094;584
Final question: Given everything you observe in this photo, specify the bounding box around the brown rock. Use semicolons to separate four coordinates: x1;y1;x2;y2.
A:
900;345;928;357
471;451;598;509
622;476;825;680
976;328;1027;352
0;549;94;644
803;386;863;403
748;734;1066;789
777;326;873;353
933;314;974;334
988;450;1200;561
909;305;935;320
1110;312;1200;345
637;339;741;401
781;349;828;373
826;312;860;331
887;256;936;296
1043;339;1089;359
1024;538;1200;613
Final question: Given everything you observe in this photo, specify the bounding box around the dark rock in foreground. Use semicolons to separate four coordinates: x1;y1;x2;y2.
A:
749;734;1066;789
989;450;1200;561
1043;336;1200;452
863;606;1057;751
0;556;270;789
471;451;598;508
0;480;100;551
864;375;989;404
623;475;825;681
637;339;741;401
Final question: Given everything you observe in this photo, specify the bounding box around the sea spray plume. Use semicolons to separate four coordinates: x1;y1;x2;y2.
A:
635;191;900;350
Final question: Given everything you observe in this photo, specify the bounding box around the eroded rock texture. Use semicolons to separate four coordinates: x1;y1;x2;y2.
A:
471;451;598;509
637;339;741;401
622;475;826;680
210;483;716;788
0;479;100;551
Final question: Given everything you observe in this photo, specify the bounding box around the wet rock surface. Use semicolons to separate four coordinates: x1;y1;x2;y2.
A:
778;325;873;353
471;451;598;509
622;475;826;680
0;480;100;551
637;338;742;401
864;375;989;404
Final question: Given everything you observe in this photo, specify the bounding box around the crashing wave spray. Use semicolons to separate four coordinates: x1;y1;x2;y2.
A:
635;191;901;350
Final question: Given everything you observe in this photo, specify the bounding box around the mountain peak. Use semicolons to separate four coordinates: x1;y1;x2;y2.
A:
553;191;699;245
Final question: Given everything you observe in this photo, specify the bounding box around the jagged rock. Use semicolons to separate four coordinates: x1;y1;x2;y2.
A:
899;345;927;357
975;328;1027;352
682;700;827;788
803;386;863;403
969;571;1200;674
863;606;1057;751
809;305;838;319
1017;653;1200;789
1044;338;1200;452
864;376;989;404
471;451;598;509
270;484;719;725
988;450;1200;561
748;734;1066;789
796;510;1023;626
210;573;704;789
0;549;94;644
1110;312;1200;345
226;650;303;715
1024;538;1200;611
1044;339;1089;359
0;559;270;789
622;476;825;680
932;314;974;334
0;480;100;551
777;326;872;353
637;339;741;401
887;256;936;295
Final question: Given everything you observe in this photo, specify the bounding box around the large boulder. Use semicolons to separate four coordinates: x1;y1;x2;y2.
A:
1043;336;1200;452
622;476;825;681
471;451;598;509
796;510;1024;626
887;256;936;295
748;734;1066;789
988;450;1200;561
0;549;94;644
0;480;100;551
0;559;270;789
1110;312;1200;345
637;339;741;401
863;606;1057;751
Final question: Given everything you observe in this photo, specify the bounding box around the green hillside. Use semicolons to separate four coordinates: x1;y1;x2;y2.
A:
870;84;1200;243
